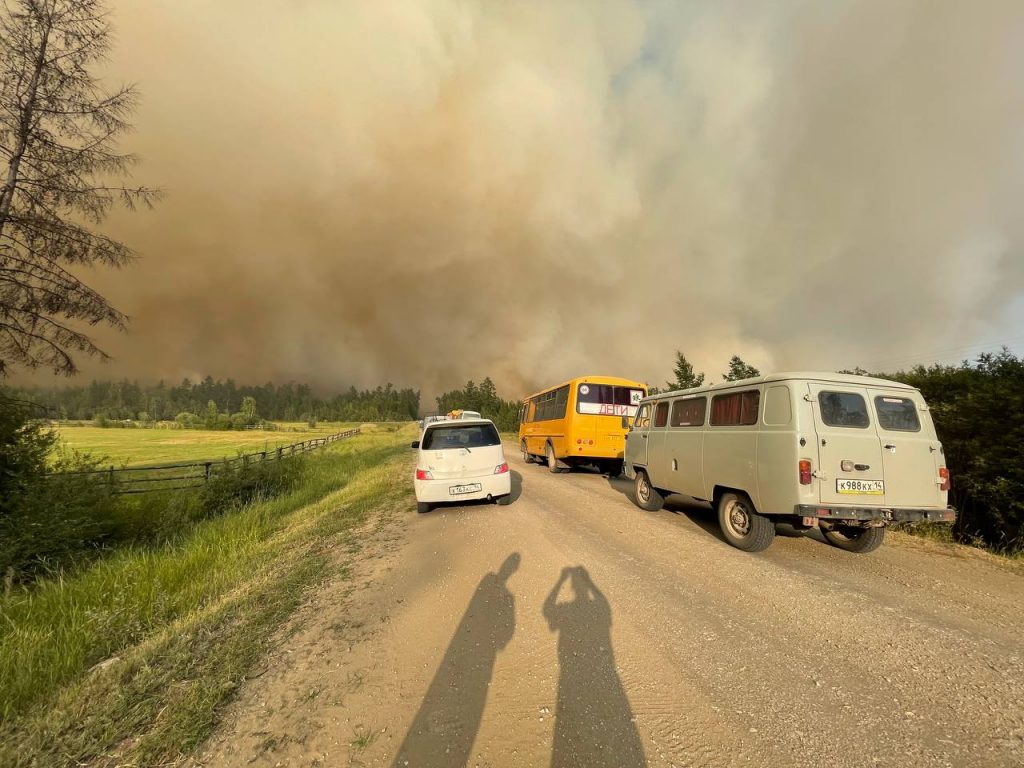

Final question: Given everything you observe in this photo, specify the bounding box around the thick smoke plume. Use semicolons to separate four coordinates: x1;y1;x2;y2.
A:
38;0;1024;399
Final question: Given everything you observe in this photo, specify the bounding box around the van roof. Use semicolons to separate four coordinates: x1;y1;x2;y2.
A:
643;371;916;403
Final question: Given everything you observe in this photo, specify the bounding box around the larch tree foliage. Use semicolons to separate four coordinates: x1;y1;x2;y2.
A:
722;355;761;382
0;0;157;376
666;350;705;391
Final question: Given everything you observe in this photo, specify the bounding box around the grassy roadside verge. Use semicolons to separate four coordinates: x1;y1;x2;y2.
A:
0;426;415;767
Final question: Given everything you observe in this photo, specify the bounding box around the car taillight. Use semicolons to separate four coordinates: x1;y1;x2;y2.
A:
799;459;812;485
415;468;433;480
939;467;950;492
494;463;509;474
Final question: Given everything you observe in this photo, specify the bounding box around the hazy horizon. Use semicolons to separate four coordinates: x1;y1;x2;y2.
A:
9;0;1024;402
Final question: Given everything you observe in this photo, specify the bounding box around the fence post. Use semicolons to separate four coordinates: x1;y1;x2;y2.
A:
277;446;283;460
108;465;114;491
205;462;212;482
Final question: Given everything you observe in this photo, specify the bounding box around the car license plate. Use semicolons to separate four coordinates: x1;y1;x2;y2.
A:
449;483;482;496
836;478;884;495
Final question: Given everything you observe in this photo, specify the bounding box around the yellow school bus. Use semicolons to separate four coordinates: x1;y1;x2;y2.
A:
518;375;647;475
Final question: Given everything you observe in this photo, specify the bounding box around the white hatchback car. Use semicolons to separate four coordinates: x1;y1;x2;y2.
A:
412;418;512;513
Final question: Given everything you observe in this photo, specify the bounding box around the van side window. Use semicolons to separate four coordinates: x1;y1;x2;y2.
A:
633;404;651;429
875;396;921;432
818;391;869;428
710;391;759;426
763;385;792;426
654;401;669;428
670;397;706;427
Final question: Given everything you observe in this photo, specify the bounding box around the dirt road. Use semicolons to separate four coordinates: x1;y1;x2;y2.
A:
199;448;1024;768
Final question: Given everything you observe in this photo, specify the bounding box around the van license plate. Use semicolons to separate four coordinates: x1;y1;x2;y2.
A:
836;479;884;495
449;483;482;496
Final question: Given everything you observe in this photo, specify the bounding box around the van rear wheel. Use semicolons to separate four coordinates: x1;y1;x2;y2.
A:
821;524;886;554
634;470;664;511
718;492;775;552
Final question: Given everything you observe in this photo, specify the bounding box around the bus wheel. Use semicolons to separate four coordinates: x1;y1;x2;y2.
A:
606;460;624;477
521;440;534;464
546;443;563;473
634;470;663;511
821;524;885;554
718;492;774;552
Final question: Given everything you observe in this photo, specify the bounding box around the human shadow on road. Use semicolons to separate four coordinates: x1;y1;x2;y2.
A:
390;553;520;768
543;566;646;768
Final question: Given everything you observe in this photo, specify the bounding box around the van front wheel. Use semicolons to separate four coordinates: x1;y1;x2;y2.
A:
634;470;664;511
821;524;885;554
718;492;775;552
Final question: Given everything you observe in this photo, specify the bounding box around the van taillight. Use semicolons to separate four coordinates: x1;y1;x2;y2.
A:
939;467;950;492
799;459;812;485
494;463;509;474
415;469;433;480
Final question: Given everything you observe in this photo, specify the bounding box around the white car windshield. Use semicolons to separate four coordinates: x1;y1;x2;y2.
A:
422;423;500;450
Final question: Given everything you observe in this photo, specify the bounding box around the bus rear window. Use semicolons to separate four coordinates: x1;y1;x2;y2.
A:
576;384;645;416
875;396;921;432
422;423;501;450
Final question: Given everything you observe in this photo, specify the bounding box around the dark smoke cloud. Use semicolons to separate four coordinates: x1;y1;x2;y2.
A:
19;0;1024;400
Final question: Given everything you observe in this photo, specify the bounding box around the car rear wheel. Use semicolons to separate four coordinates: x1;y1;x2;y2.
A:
821;524;886;553
521;440;534;464
416;501;432;514
718;492;775;552
634;470;664;511
495;494;511;506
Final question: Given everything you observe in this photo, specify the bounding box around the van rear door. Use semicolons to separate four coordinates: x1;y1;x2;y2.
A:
808;383;887;506
867;388;945;509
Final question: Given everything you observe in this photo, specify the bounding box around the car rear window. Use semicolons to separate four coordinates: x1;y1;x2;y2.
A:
422;423;501;450
874;396;921;432
818;391;870;428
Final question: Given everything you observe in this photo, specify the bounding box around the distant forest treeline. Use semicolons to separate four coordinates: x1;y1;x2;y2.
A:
434;377;520;432
4;377;420;423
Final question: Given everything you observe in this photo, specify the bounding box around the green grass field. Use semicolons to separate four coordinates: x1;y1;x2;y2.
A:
1;425;417;766
52;423;365;466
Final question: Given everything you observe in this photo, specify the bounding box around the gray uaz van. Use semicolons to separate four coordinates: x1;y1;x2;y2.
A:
624;372;955;553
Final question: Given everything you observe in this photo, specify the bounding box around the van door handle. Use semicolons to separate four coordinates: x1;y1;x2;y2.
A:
884;444;896;451
855;464;870;471
642;434;647;439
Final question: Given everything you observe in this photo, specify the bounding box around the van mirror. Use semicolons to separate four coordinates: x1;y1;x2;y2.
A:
621;415;630;430
410;440;420;449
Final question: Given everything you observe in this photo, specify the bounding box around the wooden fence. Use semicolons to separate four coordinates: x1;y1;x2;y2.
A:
52;428;361;495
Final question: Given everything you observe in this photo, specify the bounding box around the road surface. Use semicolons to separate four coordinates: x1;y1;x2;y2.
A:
199;447;1024;767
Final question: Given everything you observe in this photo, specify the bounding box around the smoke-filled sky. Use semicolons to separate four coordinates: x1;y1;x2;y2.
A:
24;0;1024;399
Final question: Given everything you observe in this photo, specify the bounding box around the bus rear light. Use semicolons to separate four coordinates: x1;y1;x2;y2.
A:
494;463;509;474
415;469;433;480
577;439;582;444
939;467;950;491
799;459;812;485
588;439;594;445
